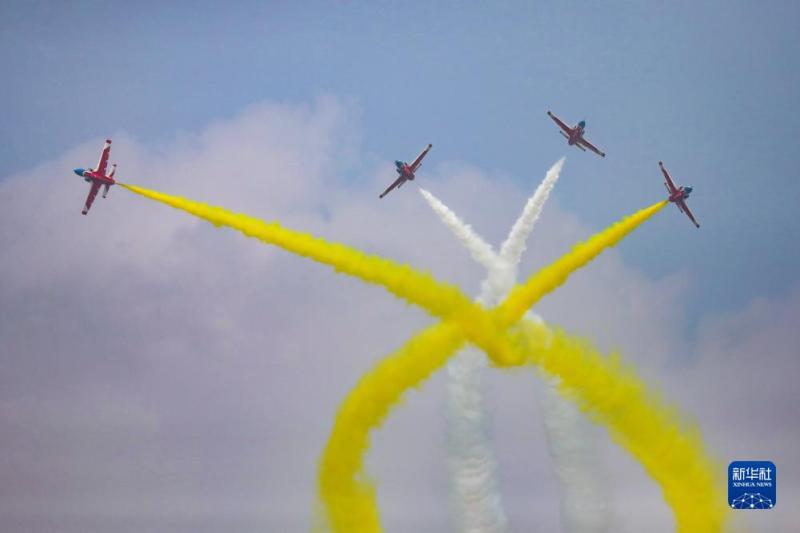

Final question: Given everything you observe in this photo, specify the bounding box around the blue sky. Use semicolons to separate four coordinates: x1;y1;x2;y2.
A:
2;0;799;321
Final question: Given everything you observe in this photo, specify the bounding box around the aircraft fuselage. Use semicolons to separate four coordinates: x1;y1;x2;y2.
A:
568;122;586;145
668;186;692;203
74;168;115;186
395;161;415;180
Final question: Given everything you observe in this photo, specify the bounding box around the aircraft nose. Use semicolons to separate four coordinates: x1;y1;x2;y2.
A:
73;168;85;176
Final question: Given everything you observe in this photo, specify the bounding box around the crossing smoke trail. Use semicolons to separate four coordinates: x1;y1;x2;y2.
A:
420;186;510;533
315;199;726;533
121;183;725;532
420;158;608;533
496;159;607;531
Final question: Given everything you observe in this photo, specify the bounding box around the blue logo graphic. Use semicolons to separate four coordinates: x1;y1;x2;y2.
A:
729;461;776;509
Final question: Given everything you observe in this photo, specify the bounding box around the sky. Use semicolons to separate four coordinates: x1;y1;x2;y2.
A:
1;2;798;532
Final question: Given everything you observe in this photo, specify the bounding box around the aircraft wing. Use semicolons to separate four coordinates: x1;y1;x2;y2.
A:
82;181;102;215
659;161;678;193
546;111;573;134
379;176;406;199
95;139;112;175
578;136;606;158
676;198;700;228
409;144;433;173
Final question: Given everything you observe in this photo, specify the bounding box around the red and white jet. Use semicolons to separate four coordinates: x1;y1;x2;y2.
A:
379;144;433;199
73;139;117;215
660;161;699;228
547;110;606;158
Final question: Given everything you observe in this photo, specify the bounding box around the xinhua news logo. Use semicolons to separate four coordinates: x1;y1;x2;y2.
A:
728;461;776;510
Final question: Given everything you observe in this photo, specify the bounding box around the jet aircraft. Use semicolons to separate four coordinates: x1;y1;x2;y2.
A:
660;161;699;228
379;144;433;199
73;139;117;215
546;110;606;158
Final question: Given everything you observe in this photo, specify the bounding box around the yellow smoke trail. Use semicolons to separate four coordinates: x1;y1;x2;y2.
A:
121;183;514;361
496;200;668;326
120;184;472;318
509;321;726;533
321;317;726;533
121;184;726;532
318;323;466;532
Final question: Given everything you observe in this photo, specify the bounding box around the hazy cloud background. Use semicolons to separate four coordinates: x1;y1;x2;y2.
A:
0;99;796;532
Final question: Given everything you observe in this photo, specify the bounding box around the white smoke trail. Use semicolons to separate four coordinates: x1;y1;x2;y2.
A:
419;189;508;533
500;158;564;268
419;189;497;272
538;380;609;532
421;158;609;533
